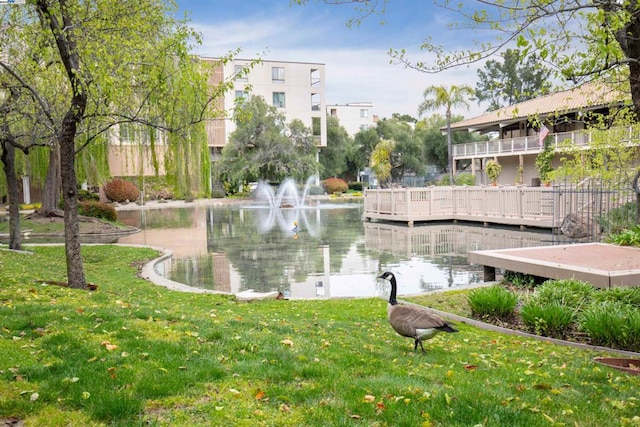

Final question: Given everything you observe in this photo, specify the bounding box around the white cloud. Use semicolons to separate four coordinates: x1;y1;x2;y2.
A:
187;7;486;120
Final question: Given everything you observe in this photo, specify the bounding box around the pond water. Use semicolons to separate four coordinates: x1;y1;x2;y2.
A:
116;200;560;299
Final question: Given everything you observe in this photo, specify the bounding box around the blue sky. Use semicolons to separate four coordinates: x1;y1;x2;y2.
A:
174;0;487;119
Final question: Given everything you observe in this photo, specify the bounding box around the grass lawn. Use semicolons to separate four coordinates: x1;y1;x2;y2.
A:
0;245;639;426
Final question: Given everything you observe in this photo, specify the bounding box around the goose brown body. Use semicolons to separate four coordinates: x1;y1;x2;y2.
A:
378;271;458;352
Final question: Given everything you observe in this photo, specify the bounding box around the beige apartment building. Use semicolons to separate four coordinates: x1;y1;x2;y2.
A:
326;102;375;137
200;57;327;161
107;57;327;180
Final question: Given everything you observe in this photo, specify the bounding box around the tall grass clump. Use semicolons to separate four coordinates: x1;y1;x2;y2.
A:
467;285;518;320
519;302;575;338
591;286;640;307
533;279;595;310
580;301;640;352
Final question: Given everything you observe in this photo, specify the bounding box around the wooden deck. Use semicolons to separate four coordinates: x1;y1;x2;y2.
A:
363;186;556;228
468;243;640;288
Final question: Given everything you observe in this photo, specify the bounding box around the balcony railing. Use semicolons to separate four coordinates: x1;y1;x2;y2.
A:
452;130;592;159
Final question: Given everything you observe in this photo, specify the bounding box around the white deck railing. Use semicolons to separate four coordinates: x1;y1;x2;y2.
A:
453;129;593;159
363;186;556;228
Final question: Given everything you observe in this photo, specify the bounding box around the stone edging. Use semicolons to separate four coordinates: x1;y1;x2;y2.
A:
128;244;230;295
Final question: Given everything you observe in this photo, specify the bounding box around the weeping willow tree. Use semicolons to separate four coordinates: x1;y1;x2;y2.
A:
0;0;233;288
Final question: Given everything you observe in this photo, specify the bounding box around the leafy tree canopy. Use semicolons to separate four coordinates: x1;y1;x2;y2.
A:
214;96;318;184
476;49;553;112
319;116;353;179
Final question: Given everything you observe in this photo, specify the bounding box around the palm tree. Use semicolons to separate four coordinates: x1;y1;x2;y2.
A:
418;85;475;184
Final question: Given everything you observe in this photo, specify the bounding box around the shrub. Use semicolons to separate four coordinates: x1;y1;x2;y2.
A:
467;285;518;320
520;302;575;338
103;179;139;203
211;189;226;199
78;201;117;222
580;302;640;352
306;185;324;196
348;181;363;191
502;271;540;289
606;224;640;247
78;189;99;202
533;279;595;310
454;173;476;186
322;177;348;194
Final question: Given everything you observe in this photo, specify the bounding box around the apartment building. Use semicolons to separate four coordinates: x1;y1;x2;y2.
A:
326;102;375;137
200;57;327;161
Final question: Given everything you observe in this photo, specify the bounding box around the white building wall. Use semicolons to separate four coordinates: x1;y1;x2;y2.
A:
219;58;327;148
326;102;375;137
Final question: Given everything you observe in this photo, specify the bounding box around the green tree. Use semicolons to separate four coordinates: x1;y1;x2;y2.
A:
476;49;552;111
0;1;224;287
415;114;483;175
376;117;425;183
352;128;380;179
214;96;318;185
418;85;475;184
370;139;395;187
319;116;353;179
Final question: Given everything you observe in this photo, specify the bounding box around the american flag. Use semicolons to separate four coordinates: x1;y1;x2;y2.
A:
539;125;550;147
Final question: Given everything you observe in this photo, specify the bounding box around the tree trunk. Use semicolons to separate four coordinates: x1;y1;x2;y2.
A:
41;144;61;213
60;118;87;289
36;0;88;290
0;138;21;250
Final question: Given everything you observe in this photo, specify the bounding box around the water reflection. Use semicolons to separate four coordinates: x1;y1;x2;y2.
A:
117;202;558;299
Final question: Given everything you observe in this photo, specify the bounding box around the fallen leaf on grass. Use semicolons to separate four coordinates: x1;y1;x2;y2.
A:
107;367;117;380
280;339;294;347
255;390;266;400
363;394;375;402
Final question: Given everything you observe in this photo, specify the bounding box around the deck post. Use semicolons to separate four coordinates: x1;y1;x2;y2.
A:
483;265;496;282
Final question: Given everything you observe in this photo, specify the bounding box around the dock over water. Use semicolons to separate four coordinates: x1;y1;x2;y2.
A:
468;243;640;288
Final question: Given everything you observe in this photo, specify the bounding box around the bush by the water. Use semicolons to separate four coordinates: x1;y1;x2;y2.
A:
78;189;99;202
103;179;139;203
348;181;363;191
78;201;117;222
467;285;518;319
322;177;348;194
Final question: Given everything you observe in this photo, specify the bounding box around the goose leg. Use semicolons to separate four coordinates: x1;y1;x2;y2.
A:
415;339;426;353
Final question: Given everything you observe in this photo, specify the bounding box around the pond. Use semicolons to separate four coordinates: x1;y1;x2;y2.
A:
116;199;559;299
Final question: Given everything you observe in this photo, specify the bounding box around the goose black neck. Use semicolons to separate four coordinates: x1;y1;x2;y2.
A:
388;275;398;305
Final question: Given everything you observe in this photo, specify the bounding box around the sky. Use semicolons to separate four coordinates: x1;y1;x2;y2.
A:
174;0;489;120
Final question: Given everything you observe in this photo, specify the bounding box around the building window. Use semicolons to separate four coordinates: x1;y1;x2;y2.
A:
312;117;321;136
360;109;369;118
330;108;337;117
234;64;248;82
272;66;285;83
310;68;320;87
311;93;321;111
360;124;370;131
273;92;286;108
235;90;249;104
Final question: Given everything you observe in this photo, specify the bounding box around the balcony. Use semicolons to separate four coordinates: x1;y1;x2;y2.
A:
453;130;592;159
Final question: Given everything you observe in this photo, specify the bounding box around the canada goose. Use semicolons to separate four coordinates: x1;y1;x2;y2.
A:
378;271;458;352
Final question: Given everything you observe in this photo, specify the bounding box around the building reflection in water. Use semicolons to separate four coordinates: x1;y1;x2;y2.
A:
117;204;559;299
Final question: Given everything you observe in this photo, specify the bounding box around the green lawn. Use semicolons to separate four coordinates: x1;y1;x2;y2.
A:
0;245;638;426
